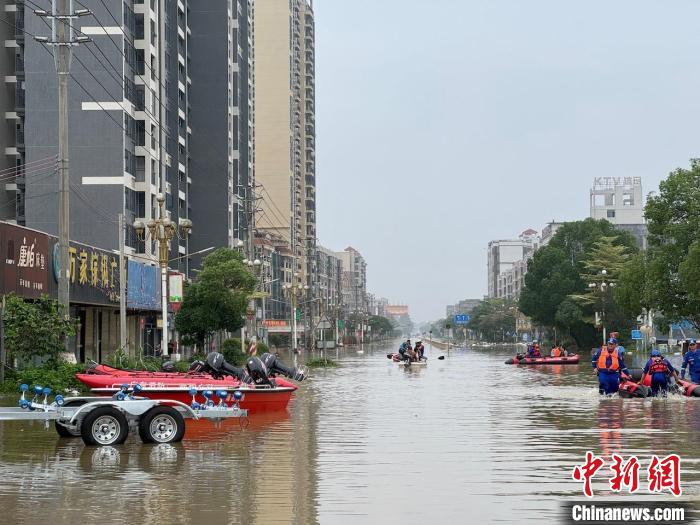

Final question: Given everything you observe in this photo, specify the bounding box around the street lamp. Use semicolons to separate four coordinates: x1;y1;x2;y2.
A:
133;193;192;357
588;268;616;345
283;274;309;354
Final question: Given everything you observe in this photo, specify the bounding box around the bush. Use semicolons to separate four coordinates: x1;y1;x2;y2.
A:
268;334;288;348
105;348;161;371
0;361;86;394
222;338;247;366
306;357;337;368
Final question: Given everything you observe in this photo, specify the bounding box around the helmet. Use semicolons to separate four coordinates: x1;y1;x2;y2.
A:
651;349;661;357
607;338;618;344
689;339;697;345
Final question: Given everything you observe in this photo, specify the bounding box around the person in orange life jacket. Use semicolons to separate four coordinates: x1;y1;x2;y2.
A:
527;341;541;358
639;349;680;396
592;338;629;395
550;345;562;357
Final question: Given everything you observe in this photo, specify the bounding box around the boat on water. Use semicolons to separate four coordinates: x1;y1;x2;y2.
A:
387;353;427;366
505;354;580;365
76;352;307;413
618;369;700;398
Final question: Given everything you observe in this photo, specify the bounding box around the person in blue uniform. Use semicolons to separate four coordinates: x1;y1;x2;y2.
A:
592;338;629;395
681;339;700;384
639;349;680;396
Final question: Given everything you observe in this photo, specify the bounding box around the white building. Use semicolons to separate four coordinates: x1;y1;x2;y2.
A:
487;229;539;298
590;177;647;249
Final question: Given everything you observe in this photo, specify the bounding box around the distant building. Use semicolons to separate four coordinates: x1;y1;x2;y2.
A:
337;246;367;315
487;229;539;298
540;222;564;247
590;177;647;249
446;298;481;319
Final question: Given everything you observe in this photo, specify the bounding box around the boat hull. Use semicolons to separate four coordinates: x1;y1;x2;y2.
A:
76;365;297;413
505;355;580;365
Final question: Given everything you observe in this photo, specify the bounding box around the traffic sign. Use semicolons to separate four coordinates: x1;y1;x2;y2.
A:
454;314;471;325
631;329;643;340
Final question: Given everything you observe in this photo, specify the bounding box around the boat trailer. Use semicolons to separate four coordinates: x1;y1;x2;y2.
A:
0;384;248;446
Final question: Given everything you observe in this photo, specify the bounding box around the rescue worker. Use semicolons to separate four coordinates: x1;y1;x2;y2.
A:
592;338;629;395
414;341;426;360
681;339;700;384
550;345;562;357
527;341;542;358
639;349;680;396
398;339;411;361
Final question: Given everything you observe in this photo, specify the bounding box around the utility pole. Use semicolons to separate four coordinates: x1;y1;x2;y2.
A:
35;1;90;352
118;214;127;352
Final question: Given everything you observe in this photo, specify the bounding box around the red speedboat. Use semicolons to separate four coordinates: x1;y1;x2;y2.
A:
505;354;580;365
76;353;306;413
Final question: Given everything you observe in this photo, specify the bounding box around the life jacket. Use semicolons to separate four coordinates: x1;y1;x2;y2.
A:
649;359;669;375
597;348;619;371
551;347;562;357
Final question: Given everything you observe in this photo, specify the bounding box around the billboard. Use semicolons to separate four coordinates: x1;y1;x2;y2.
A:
48;238;121;306
386;304;409;316
0;223;49;298
127;260;161;311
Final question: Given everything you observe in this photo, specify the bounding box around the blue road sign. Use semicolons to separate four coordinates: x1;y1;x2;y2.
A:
631;330;643;340
454;314;471;325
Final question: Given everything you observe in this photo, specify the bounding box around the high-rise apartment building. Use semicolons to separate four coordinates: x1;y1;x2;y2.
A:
188;0;255;263
3;2;190;269
254;0;316;284
337;246;367;316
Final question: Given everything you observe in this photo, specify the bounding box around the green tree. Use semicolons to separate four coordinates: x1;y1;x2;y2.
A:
640;162;700;327
175;248;256;345
3;294;76;363
615;253;651;316
519;219;638;348
468;298;517;342
368;315;399;338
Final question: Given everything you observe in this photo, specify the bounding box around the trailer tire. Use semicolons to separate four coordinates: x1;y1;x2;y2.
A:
138;406;185;444
80;406;129;446
55;399;86;438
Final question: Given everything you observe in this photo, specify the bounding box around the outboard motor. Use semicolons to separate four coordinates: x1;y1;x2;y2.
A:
189;360;207;373
245;356;272;386
161;360;176;373
205;352;250;382
260;353;307;381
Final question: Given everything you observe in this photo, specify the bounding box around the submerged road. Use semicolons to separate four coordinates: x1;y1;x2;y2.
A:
0;342;699;524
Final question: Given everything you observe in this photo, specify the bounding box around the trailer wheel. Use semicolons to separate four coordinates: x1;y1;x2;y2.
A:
55;399;86;438
80;406;129;446
138;406;185;444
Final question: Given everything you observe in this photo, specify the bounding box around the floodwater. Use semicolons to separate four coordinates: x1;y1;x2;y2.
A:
1;342;699;524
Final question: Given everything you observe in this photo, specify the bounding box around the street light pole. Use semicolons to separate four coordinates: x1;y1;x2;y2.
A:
589;268;615;346
133;194;191;357
35;1;91;351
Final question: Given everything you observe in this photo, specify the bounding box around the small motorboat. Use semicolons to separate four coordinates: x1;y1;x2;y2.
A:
618;369;700;398
76;352;307;413
505;354;580;365
386;353;427;366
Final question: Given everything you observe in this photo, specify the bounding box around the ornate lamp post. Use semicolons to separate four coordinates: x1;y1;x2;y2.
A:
283;273;309;354
588;268;616;346
133;193;191;357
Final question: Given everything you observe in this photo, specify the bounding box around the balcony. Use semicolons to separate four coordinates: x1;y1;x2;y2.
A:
15;89;25;110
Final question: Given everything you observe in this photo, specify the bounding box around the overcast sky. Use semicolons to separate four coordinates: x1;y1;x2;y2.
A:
314;0;700;323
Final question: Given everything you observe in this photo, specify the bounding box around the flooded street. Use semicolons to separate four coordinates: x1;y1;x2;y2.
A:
1;342;699;524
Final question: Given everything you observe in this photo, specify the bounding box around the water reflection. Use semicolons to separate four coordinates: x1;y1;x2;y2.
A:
1;343;700;523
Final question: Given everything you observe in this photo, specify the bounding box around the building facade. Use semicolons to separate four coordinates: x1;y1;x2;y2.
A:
188;0;255;265
253;0;316;286
487;229;539;298
590;176;647;249
337;246;367;316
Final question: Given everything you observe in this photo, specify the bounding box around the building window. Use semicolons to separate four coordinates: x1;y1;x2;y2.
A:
607;210;616;218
